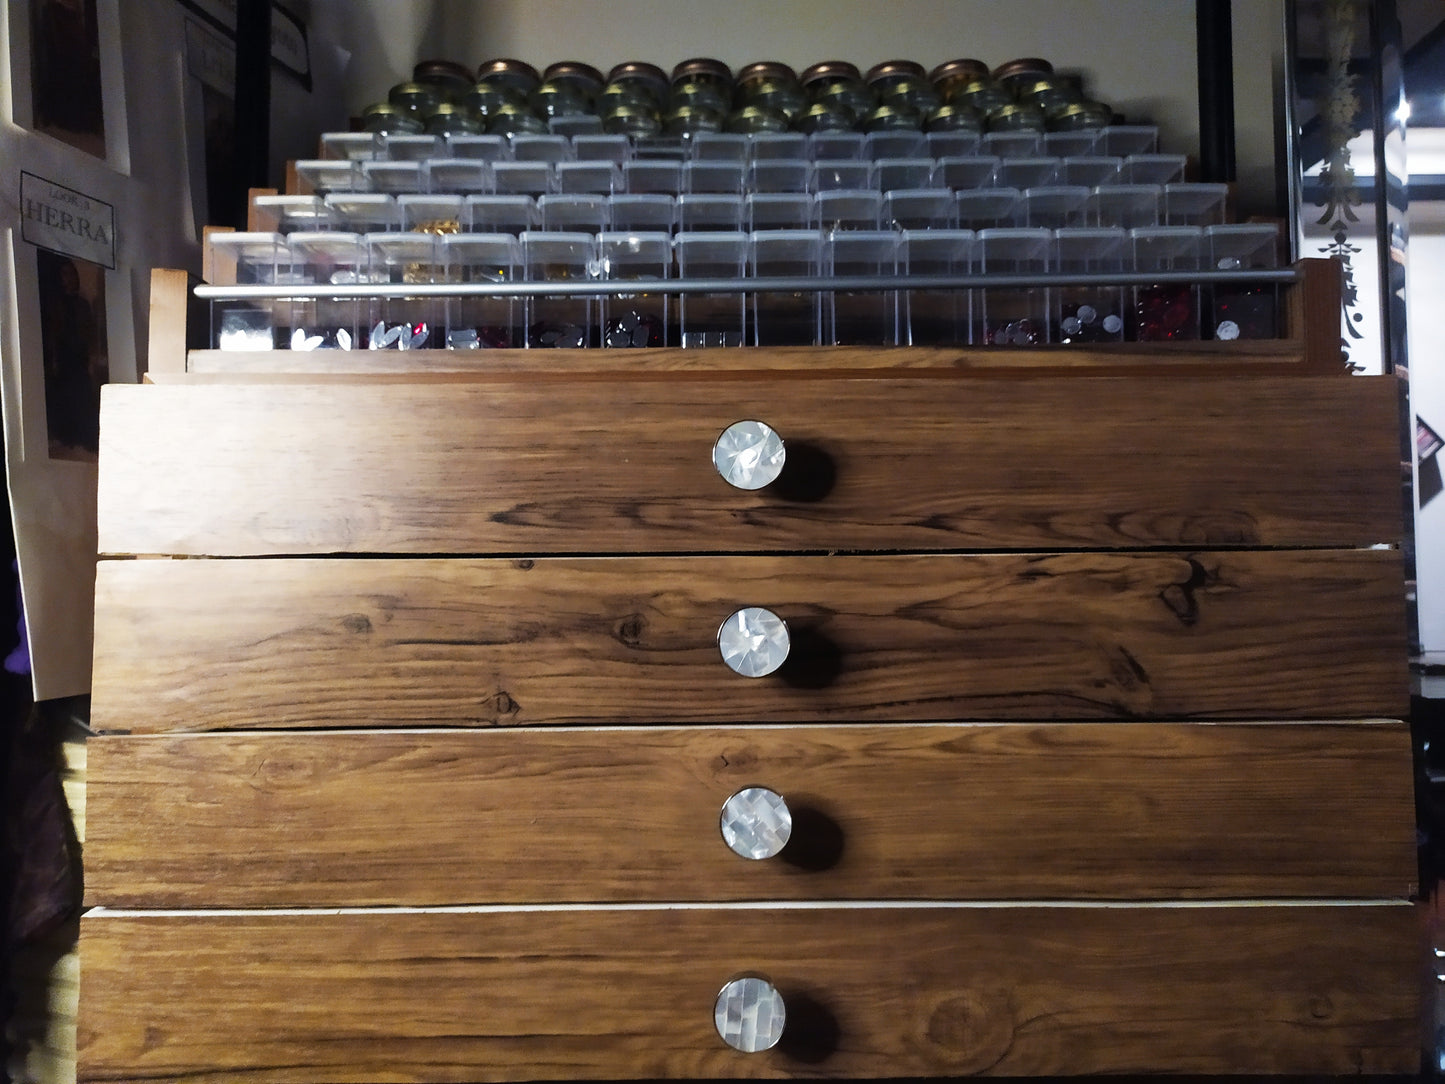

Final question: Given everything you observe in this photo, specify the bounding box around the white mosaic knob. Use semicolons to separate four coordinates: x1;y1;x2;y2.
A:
718;607;790;678
713;420;786;491
720;787;792;860
715;975;786;1053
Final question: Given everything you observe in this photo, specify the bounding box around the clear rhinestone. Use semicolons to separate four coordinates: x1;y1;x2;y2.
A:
715;976;785;1053
713;420;786;491
718;607;790;678
1215;319;1240;341
720;787;792;859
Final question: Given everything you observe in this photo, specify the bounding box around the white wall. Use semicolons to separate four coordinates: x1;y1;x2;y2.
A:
417;0;1284;215
1409;200;1445;656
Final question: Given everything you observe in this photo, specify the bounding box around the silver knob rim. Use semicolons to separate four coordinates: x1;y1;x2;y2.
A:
720;786;793;860
713;419;786;491
717;606;790;678
715;975;786;1053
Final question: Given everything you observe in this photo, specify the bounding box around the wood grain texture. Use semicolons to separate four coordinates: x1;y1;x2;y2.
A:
1289;255;1346;374
90;550;1409;732
182;340;1312;377
84;721;1417;907
146;269;190;378
96;375;1402;556
76;904;1422;1081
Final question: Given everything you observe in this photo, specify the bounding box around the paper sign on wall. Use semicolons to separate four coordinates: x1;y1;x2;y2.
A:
20;171;116;270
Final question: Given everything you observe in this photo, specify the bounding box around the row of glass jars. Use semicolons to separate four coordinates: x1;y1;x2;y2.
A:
363;55;1116;141
207;223;1281;352
252;181;1233;237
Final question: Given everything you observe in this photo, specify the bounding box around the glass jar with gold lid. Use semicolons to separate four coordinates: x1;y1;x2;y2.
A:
413;59;475;101
542;61;606;101
863;102;922;131
476;58;541;101
929;58;990;101
1018;77;1081;116
947;77;1012;115
736;61;806;117
361;101;425;135
992;56;1054;95
606;61;670;108
726;104;790;133
388;81;445;118
1047;99;1114;131
801;61;873;125
664;104;726;136
925;102;983;133
602;104;663;138
794;102;855;133
424;102;484;136
864;59;928;97
986;101;1047;132
669;79;732;116
486;102;549;137
879;77;941;116
671;57;734;96
529;80;595;119
462;80;515;119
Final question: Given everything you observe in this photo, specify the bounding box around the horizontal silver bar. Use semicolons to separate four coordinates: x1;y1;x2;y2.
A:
194;267;1300;301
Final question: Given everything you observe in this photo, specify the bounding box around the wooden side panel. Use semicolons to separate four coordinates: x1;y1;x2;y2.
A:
84;722;1417;907
77;905;1423;1082
145;269;190;378
96;376;1402;555
90;551;1410;732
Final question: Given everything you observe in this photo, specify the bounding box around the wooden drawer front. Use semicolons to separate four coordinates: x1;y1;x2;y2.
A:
78;904;1421;1081
97;376;1401;556
85;722;1416;907
92;550;1408;733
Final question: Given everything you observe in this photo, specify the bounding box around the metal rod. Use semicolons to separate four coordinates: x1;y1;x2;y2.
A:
195;267;1300;301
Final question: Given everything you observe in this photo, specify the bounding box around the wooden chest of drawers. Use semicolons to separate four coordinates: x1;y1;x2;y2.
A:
79;271;1421;1080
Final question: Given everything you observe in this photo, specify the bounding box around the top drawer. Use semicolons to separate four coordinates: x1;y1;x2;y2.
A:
98;375;1401;556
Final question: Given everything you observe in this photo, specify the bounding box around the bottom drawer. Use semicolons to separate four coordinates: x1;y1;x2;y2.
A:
78;903;1421;1081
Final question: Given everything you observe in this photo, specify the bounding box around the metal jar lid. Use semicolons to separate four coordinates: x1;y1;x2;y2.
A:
1019;76;1080;113
599;81;658;114
542;60;606;95
737;60;799;91
725;104;790;133
879;77;941;115
1047;99;1114;130
929;58;991;92
864;59;928;92
424;102;484;135
992;56;1054;90
462;81;514;116
602;103;663;138
814;78;875;124
388;81;445;116
948;78;1012;113
413;59;476;97
663;103;726;135
529;80;595;117
799;60;862;90
986;101;1047;132
793;102;855;133
476;58;541;99
671;57;734;89
925;102;983;133
745;78;808;120
486;102;550;136
606;61;670;103
863;102;923;131
669;80;731;114
360;101;425;134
